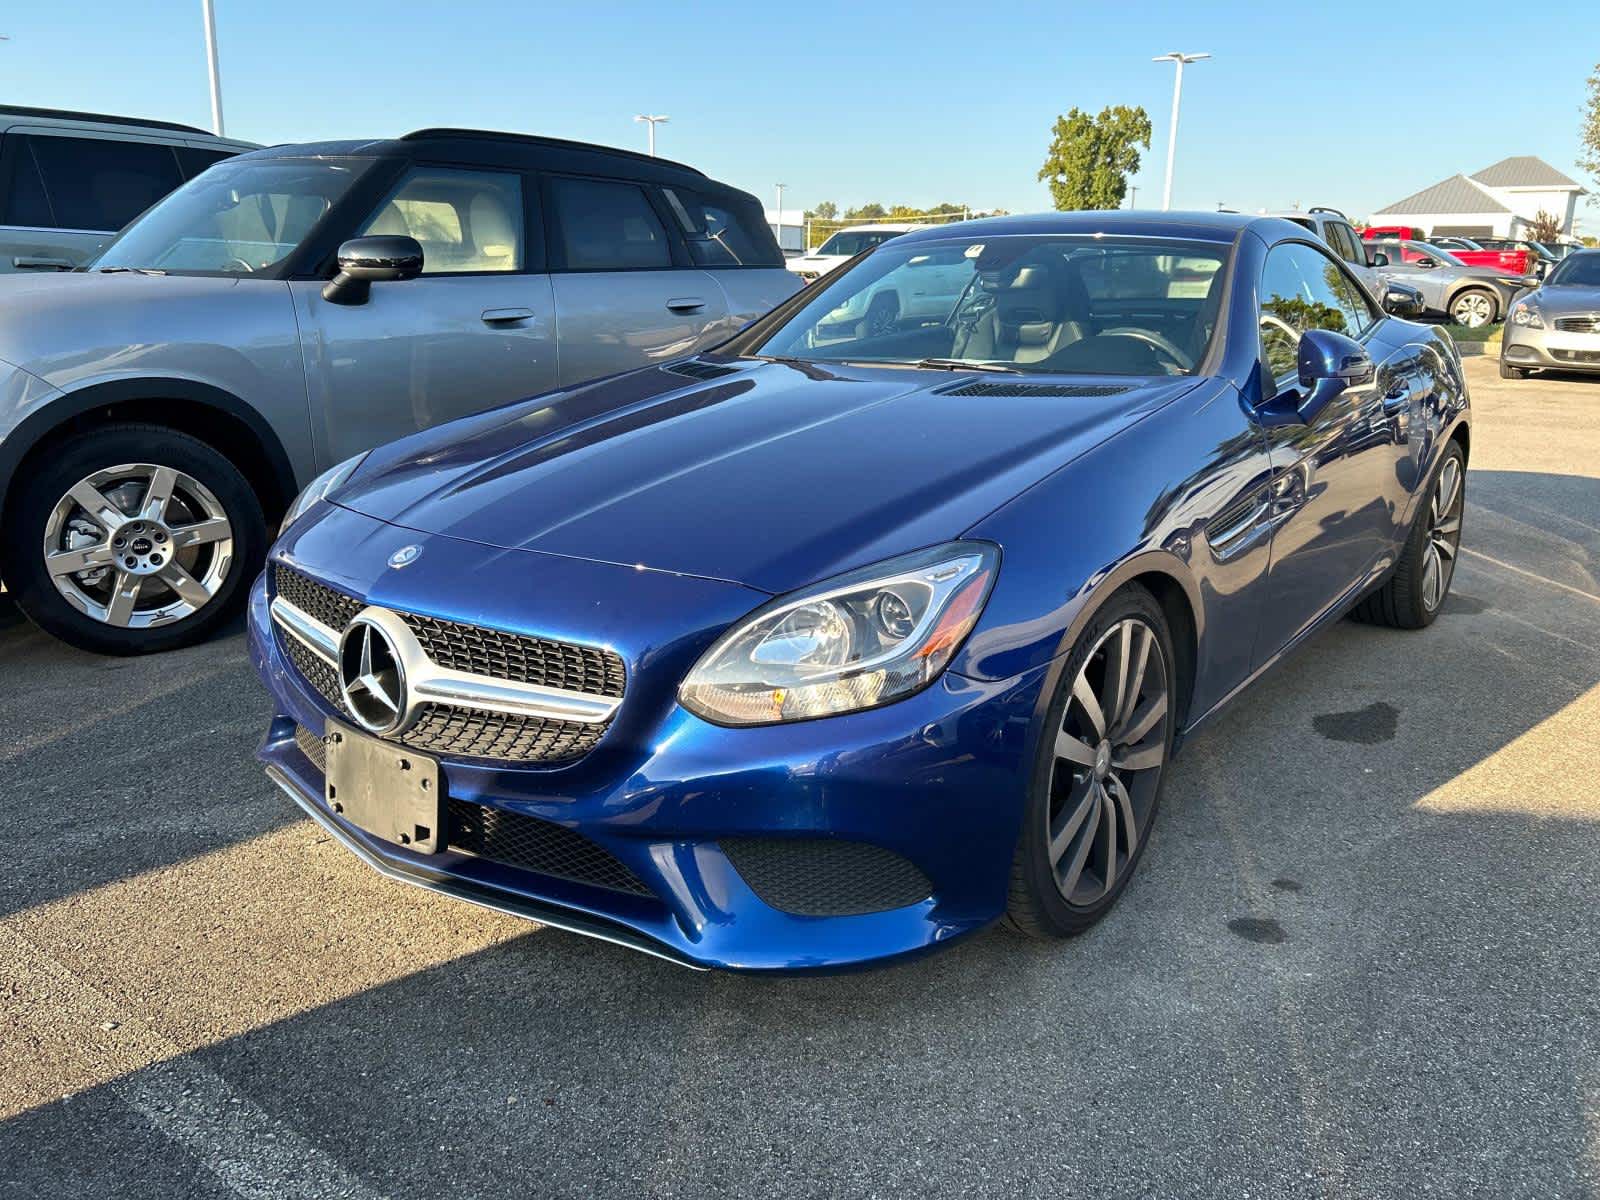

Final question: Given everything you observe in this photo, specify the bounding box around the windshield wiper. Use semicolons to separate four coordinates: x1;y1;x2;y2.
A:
97;266;166;275
911;357;1024;374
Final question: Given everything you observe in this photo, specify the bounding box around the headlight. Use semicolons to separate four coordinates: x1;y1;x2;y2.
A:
279;452;369;535
1509;301;1545;329
679;542;998;725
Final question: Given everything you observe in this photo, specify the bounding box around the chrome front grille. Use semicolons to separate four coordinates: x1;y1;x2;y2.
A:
270;564;624;765
1554;315;1600;333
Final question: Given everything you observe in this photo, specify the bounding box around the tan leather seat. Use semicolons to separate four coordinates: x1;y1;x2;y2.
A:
956;257;1090;364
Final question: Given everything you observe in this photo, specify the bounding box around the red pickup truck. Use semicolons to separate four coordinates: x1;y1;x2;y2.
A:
1360;227;1530;276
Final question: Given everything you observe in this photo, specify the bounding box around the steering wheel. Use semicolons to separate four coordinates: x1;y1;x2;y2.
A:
223;256;256;274
1096;327;1195;373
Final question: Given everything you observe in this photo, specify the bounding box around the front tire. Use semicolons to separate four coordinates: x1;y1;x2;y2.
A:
1351;441;1464;630
1006;584;1177;939
2;423;266;655
1498;355;1528;380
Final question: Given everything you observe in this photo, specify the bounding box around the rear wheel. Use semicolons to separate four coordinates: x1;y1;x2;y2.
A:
1351;441;1464;630
1006;585;1176;939
2;424;265;655
1449;288;1497;328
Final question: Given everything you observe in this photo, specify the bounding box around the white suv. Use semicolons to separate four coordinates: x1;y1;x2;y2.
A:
0;105;255;273
785;223;924;283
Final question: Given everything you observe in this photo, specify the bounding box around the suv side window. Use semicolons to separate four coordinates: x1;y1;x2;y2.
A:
1;142;53;227
23;134;183;231
358;167;525;274
550;177;672;270
177;147;237;179
662;187;781;268
1259;241;1369;385
1326;222;1363;267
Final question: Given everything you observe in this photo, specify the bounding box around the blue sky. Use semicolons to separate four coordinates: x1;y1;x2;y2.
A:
5;1;1596;229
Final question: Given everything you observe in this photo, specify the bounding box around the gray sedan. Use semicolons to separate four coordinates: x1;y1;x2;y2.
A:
1501;249;1600;379
1368;240;1534;328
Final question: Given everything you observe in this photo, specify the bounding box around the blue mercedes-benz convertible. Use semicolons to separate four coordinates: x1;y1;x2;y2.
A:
250;212;1469;971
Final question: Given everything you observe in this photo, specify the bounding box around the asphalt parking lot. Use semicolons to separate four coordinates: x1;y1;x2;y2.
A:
2;353;1598;1199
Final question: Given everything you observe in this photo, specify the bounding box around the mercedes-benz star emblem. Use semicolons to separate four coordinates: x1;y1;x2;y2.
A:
388;544;422;569
339;617;408;735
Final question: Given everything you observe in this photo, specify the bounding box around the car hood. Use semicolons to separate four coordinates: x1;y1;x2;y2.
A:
1536;284;1600;314
337;359;1202;594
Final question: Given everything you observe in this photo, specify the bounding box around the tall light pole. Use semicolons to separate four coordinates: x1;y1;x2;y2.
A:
634;114;669;157
774;182;786;245
1152;51;1208;211
202;0;225;136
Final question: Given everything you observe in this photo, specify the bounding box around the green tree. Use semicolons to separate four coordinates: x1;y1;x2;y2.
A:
1038;105;1152;211
1582;62;1600;203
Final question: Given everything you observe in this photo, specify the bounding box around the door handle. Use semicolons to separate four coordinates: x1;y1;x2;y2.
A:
13;256;73;271
665;297;706;313
481;307;536;324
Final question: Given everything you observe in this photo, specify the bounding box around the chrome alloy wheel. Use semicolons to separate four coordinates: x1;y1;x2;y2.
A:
1450;291;1495;328
1420;455;1463;613
1048;618;1170;907
42;463;234;628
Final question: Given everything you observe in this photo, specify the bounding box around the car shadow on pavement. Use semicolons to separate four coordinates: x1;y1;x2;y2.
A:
3;471;1600;1197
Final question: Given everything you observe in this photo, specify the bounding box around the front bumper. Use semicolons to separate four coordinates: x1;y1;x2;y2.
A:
1502;323;1600;372
248;539;1048;972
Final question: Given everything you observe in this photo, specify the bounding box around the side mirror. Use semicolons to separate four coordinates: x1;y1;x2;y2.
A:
1370;250;1390;267
322;235;424;305
1381;283;1426;318
1414;256;1437;269
1294;328;1373;423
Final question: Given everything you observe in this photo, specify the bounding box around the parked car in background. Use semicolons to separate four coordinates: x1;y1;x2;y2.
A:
1264;207;1378;289
251;210;1468;971
1363;224;1423;241
1368;239;1532;326
0;128;799;656
0;106;254;272
1474;237;1557;278
1427;236;1482;252
785;223;922;283
1363;226;1530;277
1500;249;1600;378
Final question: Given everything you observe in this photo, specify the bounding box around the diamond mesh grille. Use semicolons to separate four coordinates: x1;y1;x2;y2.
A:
446;798;652;896
720;838;933;916
271;564;621;764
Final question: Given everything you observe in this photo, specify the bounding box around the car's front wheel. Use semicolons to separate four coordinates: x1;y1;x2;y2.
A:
2;423;265;655
1498;354;1528;380
1006;584;1177;939
1449;288;1497;328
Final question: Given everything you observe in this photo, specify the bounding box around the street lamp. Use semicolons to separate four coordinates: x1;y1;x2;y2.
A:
774;182;786;246
1152;51;1209;211
202;0;225;136
634;114;669;157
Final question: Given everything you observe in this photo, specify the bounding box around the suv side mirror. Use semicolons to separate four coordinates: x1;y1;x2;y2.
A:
1381;284;1425;318
1294;328;1373;423
322;235;424;305
1369;250;1389;267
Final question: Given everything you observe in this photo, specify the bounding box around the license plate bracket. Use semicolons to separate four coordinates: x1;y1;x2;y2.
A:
323;721;443;854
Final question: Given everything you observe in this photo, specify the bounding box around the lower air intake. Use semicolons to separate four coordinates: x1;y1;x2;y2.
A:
720;838;933;916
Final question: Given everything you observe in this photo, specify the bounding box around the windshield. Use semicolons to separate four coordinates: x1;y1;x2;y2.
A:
92;158;373;276
753;235;1229;377
1546;253;1600;286
815;230;904;256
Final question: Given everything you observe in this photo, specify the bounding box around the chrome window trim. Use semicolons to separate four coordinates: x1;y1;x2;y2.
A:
269;595;621;727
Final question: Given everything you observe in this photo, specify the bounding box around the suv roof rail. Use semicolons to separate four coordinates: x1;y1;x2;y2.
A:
399;127;704;175
1308;205;1350;220
0;104;213;136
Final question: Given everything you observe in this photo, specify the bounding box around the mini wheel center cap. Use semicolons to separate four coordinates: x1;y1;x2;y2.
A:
1093;741;1112;779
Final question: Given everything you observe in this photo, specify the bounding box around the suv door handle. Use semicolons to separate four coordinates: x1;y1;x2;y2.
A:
481;307;537;324
666;297;706;313
13;256;73;271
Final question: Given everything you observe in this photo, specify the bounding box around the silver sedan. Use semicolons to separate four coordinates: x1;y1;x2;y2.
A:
1369;240;1534;328
1501;250;1600;379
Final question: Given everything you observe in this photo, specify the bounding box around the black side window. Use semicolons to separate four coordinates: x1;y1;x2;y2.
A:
1;142;53;227
1259;242;1367;384
550;177;671;270
1327;222;1363;266
24;135;183;231
177;147;237;179
663;187;782;268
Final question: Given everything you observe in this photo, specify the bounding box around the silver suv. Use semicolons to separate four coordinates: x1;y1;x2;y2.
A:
1264;207;1380;291
0;128;799;654
1;105;255;272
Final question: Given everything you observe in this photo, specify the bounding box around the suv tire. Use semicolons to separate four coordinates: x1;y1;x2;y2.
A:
3;423;265;655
